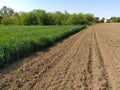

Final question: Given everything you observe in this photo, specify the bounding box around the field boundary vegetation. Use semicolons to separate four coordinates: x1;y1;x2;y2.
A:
0;6;101;25
107;17;120;23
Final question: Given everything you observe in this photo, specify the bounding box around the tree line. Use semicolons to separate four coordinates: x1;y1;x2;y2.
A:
107;17;120;23
0;6;101;25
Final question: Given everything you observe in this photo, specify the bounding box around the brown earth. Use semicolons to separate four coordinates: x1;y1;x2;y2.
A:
0;23;120;90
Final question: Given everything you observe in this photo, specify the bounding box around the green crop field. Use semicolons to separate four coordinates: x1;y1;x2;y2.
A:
0;25;86;69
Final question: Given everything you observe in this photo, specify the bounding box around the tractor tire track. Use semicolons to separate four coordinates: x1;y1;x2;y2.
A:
95;23;120;90
92;28;112;90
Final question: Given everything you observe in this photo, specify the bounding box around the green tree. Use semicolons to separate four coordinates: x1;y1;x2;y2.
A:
12;12;20;25
33;9;47;25
1;15;12;25
0;6;98;25
62;11;70;25
0;6;14;17
0;16;2;24
53;11;63;25
46;12;55;25
100;17;105;23
26;12;37;25
19;12;29;25
94;17;100;23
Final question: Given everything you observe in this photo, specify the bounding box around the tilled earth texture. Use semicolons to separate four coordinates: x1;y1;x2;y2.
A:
1;23;120;90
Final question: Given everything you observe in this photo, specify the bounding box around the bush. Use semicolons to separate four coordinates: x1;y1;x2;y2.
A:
1;15;13;25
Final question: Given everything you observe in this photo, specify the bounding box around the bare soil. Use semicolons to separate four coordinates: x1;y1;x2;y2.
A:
0;23;120;90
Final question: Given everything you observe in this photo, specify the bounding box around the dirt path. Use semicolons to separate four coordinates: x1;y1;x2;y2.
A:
1;23;120;90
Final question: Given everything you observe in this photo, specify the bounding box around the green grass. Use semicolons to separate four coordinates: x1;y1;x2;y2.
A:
0;25;86;69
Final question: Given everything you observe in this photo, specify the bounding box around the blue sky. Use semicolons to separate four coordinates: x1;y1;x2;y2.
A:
0;0;120;19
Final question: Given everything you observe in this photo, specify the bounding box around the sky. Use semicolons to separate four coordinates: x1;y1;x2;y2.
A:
0;0;120;19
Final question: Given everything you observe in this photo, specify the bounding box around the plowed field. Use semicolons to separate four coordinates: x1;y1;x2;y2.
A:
0;23;120;90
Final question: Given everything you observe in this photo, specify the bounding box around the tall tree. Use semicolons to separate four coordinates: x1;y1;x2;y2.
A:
0;6;14;17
